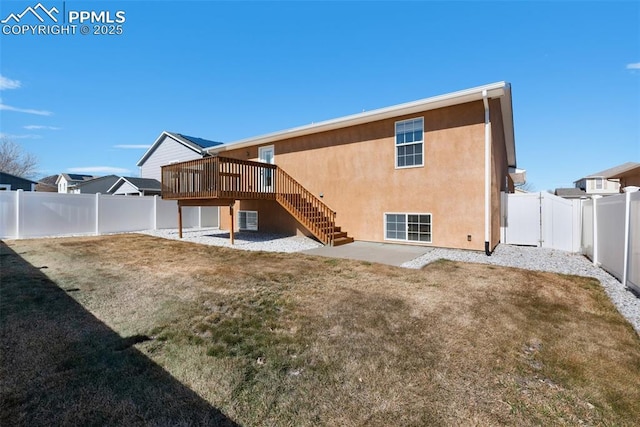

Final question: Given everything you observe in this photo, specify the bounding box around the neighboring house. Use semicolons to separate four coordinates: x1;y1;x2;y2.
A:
56;173;96;193
0;172;37;191
70;175;120;194
108;177;162;196
162;81;521;253
35;175;59;192
573;162;640;196
137;131;223;182
607;162;640;190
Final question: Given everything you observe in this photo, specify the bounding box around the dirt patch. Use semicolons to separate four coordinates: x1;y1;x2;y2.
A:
2;234;639;426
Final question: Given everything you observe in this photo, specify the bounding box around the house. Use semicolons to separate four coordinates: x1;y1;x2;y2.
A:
69;175;121;194
607;162;640;190
555;162;640;199
108;177;162;196
0;171;37;191
161;82;521;253
137;131;223;182
56;173;96;193
35;175;59;192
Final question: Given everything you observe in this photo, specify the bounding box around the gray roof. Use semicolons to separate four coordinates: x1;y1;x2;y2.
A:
73;175;120;194
38;174;59;186
584;162;640;179
121;177;161;191
555;187;587;198
107;176;161;193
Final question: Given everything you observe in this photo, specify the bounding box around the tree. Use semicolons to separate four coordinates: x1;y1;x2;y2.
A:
0;137;38;178
515;181;535;192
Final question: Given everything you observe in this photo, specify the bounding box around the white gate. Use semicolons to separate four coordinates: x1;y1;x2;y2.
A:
501;192;582;252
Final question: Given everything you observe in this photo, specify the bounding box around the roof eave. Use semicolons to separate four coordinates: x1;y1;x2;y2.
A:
208;81;512;154
137;131;207;167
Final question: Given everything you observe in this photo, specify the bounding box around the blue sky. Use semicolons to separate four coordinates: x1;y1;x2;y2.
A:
0;0;638;191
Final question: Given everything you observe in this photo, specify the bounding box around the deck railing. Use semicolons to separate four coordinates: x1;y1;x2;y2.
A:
161;156;337;244
162;156;277;200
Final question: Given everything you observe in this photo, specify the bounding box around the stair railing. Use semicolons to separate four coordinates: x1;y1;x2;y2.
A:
274;167;336;245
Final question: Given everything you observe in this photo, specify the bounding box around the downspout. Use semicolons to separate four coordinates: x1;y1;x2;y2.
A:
483;90;492;256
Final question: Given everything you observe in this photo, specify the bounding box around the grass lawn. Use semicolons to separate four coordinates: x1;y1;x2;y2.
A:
2;234;640;426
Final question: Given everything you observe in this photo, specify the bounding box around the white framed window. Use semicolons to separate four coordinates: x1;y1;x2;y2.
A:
384;213;432;243
238;210;258;231
395;117;424;168
594;178;604;190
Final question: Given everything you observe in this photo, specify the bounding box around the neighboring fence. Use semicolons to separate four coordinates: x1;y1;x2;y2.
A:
0;190;219;239
500;192;582;252
582;191;639;293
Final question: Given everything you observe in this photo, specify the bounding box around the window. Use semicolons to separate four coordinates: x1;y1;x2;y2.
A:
238;211;258;231
385;213;432;243
594;178;604;190
395;117;424;168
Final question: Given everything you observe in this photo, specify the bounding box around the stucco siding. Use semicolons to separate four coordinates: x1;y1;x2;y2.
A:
141;135;204;181
221;101;496;250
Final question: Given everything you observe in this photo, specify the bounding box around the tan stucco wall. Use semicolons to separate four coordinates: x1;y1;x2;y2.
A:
217;100;512;251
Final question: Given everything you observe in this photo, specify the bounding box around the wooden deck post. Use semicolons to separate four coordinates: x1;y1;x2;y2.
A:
178;202;183;238
229;202;235;245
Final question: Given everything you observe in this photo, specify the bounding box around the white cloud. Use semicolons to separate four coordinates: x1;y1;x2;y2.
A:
0;75;21;90
626;63;640;70
24;125;61;130
0;132;42;139
67;166;131;174
0;100;52;116
113;144;151;149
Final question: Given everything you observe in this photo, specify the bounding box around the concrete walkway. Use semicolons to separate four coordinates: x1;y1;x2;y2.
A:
301;241;432;266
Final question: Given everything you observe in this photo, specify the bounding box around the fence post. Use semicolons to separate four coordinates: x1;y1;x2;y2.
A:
15;189;22;239
95;193;100;236
592;195;602;266
153;195;158;230
622;191;631;288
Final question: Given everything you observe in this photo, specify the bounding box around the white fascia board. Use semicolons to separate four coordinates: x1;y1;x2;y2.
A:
207;82;510;154
136;131;172;167
499;84;516;168
106;177;126;193
136;131;205;167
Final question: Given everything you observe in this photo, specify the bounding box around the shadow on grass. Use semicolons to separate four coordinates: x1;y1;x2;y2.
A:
203;231;290;243
0;241;240;426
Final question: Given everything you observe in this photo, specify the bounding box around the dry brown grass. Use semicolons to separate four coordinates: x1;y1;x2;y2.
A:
2;234;639;426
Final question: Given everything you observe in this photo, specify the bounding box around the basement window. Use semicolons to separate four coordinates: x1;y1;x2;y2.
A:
238;211;258;231
395;117;424;168
385;213;432;243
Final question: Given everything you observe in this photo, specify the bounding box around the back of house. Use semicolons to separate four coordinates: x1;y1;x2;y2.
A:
162;82;520;252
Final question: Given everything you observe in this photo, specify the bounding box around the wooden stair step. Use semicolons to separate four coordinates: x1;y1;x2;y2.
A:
332;236;354;246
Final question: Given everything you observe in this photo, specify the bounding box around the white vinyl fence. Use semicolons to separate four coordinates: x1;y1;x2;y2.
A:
500;192;582;252
0;190;218;239
582;192;640;293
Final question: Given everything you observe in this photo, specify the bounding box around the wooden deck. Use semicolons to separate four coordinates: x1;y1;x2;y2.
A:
161;156;353;246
